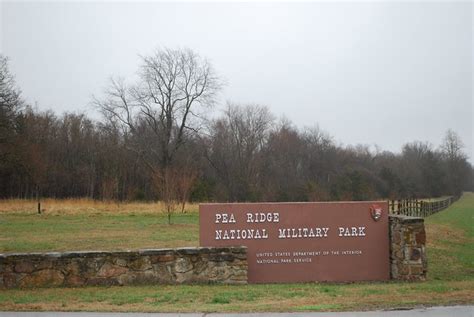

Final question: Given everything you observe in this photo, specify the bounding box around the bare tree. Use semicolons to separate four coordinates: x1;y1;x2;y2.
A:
0;54;23;168
440;129;469;195
176;166;198;213
152;168;179;224
206;103;274;201
262;121;306;201
0;55;22;124
441;129;466;161
94;48;221;218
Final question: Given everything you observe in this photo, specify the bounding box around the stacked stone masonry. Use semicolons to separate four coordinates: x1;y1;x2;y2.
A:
389;215;427;281
0;247;247;289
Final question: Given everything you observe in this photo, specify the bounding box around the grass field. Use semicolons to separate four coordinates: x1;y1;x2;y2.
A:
0;194;473;312
0;199;199;252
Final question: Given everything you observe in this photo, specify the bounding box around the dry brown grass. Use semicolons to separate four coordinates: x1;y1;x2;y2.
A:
0;198;199;215
427;223;467;245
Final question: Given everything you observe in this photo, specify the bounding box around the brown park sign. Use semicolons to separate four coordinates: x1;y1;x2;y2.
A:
199;201;389;283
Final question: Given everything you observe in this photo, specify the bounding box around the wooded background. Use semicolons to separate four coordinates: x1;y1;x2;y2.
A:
1;51;472;204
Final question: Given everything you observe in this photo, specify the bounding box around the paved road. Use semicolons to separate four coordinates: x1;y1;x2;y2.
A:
0;306;473;317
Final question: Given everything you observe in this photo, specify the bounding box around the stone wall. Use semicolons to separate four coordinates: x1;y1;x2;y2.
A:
389;215;427;281
0;247;247;289
1;217;427;288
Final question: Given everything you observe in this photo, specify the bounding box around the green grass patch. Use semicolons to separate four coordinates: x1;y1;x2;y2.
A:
211;295;231;304
360;288;390;296
0;213;199;252
296;304;342;311
424;192;474;281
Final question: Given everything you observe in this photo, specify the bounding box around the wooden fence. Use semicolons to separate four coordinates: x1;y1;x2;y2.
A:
388;195;460;218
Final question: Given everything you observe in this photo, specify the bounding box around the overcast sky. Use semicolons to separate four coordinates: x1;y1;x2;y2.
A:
1;1;472;161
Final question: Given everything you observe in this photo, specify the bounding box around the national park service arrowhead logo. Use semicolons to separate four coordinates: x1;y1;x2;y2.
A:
370;204;383;221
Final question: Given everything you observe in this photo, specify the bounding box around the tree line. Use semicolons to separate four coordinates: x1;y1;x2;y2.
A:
1;50;473;208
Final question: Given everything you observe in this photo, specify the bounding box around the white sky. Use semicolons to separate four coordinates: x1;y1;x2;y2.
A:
1;1;473;161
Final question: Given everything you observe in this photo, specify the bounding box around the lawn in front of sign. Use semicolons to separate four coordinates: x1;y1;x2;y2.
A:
0;200;200;252
0;194;473;312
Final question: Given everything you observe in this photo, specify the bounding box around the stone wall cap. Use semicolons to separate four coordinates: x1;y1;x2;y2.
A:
0;246;247;259
389;214;424;223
